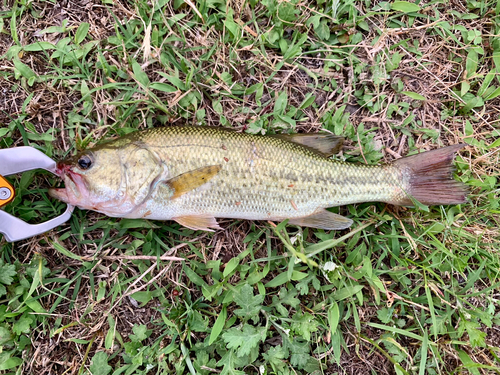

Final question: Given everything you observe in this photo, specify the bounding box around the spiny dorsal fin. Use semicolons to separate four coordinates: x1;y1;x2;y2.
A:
166;165;222;199
288;209;353;230
270;133;344;157
174;215;222;231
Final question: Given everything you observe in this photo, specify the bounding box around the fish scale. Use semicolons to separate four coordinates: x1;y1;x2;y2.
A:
127;127;402;220
50;126;468;231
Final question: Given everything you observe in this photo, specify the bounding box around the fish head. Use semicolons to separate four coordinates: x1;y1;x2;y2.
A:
49;146;130;215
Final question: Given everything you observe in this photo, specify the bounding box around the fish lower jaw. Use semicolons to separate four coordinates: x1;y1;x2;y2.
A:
48;187;70;203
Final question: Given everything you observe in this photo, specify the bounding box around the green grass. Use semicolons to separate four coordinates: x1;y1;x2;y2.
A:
1;0;499;374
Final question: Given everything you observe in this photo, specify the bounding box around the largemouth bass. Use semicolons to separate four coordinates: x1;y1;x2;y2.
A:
49;126;468;231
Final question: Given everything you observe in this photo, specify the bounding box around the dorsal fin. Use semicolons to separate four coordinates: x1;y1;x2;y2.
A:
270;133;344;157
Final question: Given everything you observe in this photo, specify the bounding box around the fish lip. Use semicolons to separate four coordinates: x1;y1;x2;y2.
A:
54;162;65;177
55;162;75;178
48;187;70;203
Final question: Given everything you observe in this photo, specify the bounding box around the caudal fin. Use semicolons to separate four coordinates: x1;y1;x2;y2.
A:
394;144;469;206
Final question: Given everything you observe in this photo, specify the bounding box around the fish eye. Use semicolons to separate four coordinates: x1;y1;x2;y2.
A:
77;155;93;170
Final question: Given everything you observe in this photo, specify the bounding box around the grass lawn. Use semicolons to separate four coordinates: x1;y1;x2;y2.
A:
0;0;499;374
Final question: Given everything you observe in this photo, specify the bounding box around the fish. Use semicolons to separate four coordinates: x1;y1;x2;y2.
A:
49;126;468;231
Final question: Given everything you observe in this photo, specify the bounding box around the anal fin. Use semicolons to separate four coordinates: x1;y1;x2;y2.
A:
167;165;222;199
288;209;353;230
174;215;222;231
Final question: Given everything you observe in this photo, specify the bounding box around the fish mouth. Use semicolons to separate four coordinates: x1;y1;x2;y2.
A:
49;163;88;205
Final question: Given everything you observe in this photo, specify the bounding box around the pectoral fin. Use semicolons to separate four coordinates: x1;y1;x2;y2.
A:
166;165;222;199
174;215;222;231
271;133;344;157
288;209;353;230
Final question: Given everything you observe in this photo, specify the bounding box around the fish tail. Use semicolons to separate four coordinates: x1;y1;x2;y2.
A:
394;144;469;206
